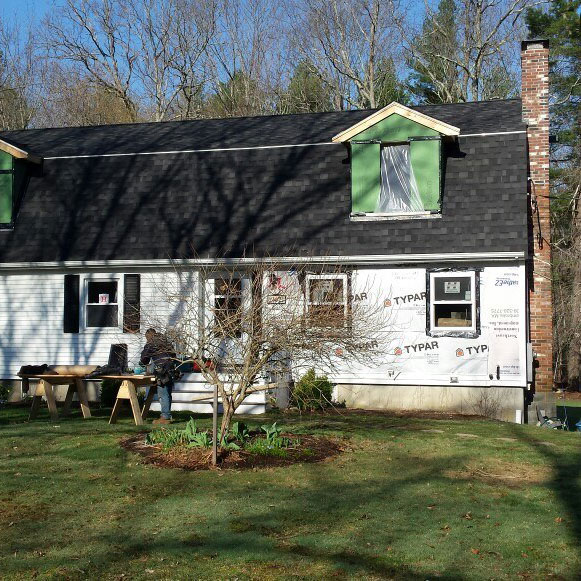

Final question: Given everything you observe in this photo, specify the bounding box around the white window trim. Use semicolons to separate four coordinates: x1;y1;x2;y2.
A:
204;275;249;337
80;274;123;332
429;271;476;333
306;273;349;318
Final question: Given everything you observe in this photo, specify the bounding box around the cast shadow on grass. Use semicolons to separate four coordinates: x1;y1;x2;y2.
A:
509;424;581;577
67;454;481;580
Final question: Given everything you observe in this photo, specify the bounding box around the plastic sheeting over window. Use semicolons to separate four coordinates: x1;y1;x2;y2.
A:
376;145;425;214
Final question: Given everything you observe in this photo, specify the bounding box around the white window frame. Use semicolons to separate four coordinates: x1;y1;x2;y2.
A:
429;271;476;333
305;273;349;325
204;275;248;338
81;274;123;331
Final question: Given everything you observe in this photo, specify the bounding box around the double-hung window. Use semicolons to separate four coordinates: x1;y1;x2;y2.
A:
428;271;478;335
306;274;348;328
211;277;243;337
85;279;119;328
63;273;140;334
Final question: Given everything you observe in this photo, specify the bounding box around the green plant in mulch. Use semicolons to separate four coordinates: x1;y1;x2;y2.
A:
291;368;334;411
146;418;212;450
146;419;298;457
243;422;298;457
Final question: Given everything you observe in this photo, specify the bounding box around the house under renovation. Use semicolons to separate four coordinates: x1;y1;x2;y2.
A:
0;40;551;422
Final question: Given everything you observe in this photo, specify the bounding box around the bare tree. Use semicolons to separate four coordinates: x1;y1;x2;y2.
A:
0;17;41;130
203;0;284;117
287;0;404;110
134;260;392;438
42;0;218;124
404;0;547;103
44;0;140;121
38;65;138;127
129;0;216;121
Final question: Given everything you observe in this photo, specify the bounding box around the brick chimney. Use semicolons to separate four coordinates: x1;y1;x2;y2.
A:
521;39;552;391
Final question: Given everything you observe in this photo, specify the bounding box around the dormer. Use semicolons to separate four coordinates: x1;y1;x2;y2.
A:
333;102;460;218
0;138;42;227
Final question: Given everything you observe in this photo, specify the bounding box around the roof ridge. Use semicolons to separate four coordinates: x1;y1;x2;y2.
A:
1;98;522;136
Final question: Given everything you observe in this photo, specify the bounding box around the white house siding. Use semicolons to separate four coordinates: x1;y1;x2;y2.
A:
0;262;527;417
0;268;267;412
0;269;181;379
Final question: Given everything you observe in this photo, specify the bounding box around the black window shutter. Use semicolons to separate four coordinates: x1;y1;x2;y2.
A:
123;274;141;333
63;274;80;333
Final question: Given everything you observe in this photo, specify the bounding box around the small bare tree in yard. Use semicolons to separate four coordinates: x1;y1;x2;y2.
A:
138;260;391;439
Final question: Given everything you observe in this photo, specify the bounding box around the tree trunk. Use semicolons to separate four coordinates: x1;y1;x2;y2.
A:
219;398;236;442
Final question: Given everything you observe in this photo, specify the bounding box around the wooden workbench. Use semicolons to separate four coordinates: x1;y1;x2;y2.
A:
20;374;92;422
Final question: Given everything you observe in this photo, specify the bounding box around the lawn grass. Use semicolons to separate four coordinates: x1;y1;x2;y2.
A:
1;405;580;580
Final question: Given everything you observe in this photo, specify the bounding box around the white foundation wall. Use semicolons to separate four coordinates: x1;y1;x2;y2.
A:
335;384;525;423
0;269;194;379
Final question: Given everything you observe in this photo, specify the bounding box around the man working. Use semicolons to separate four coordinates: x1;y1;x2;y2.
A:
140;328;176;425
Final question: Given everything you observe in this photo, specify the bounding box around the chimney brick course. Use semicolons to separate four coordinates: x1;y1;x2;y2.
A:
521;39;552;391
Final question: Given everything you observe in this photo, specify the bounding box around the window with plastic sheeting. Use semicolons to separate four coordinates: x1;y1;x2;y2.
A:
377;145;424;213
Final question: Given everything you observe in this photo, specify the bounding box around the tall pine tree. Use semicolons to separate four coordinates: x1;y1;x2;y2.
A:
526;1;581;387
408;0;462;103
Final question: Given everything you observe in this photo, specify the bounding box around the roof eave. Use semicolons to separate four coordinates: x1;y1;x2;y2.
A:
0;139;43;164
331;102;461;143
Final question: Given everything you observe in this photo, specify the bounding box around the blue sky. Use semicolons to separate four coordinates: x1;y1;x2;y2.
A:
1;0;52;24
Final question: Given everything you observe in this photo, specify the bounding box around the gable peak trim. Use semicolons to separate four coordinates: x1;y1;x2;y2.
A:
331;102;461;143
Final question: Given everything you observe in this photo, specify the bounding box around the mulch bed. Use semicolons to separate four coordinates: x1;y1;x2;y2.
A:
120;433;346;471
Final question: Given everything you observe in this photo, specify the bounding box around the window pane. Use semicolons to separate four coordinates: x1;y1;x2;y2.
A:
309;279;344;303
434;276;472;302
434;304;472;328
214;278;241;296
88;281;118;303
308;305;345;328
87;305;118;327
214;297;242;336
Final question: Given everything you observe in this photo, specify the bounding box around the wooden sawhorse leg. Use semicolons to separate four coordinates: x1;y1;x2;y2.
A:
109;380;143;426
62;379;92;419
62;383;76;416
29;379;59;422
76;378;91;418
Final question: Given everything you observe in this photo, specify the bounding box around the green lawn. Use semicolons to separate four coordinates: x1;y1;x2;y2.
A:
1;405;580;580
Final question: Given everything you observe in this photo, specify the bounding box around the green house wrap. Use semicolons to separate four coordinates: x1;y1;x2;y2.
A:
348;112;443;214
351;142;381;213
0;151;13;224
409;138;441;212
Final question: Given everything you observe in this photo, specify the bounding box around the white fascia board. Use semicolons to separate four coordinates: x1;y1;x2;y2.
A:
0;252;525;271
332;102;461;143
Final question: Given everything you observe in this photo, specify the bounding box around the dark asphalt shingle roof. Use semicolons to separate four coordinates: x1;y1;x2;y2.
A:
0;99;524;158
0;98;529;263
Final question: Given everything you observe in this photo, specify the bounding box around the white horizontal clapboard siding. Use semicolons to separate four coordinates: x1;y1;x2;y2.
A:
0;268;268;412
0;269;183;378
